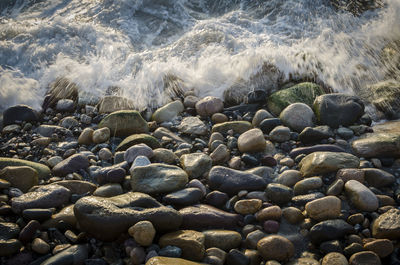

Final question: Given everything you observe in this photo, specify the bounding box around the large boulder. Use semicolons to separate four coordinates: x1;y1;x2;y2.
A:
3;105;39;126
0;157;51;179
98;110;148;137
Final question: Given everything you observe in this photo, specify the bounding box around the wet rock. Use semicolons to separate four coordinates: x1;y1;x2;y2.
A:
128;220;156;247
93;183;123;197
163;188;203;206
252;110;274;127
59;116;79;128
256;205;282;221
152;100;184;123
280;103;315;132
282;207;304;224
52;154;89;177
3;104;39;126
212;113;229;124
372;208;400;239
294;177;323;195
210;144;230;164
321;252;348;265
309;219;354;244
146;257;204;265
265;183;293;205
366;80;400;119
32;238;50;254
345;180;378;212
0;157;51;179
180;153;212;179
92;127;110;144
97;96;135;113
348;251;381;265
257;235;295;262
0;166;38;193
195;96;224;117
0;239;22;256
299;126;334;144
124;144;154;163
238;128;266;153
289;144;345;159
19;220;40;244
206;191;229;208
22;209;53;222
336;168;365;183
159;230;205;261
234;199;262;215
226;249;250;265
178;116;207;135
305;196;341;221
352;133;400;158
203;230;242;251
269;126;290;142
153;148;179;164
117;133;160;151
275;170;302;187
153;127;186;144
78;128;94;145
259;118;282;134
0;222;20;240
74;192;182;241
362;168;395;188
212;121;252;135
36;124;68;137
99;110;148;137
364;239;393;258
42;205;76;229
41;244;88;265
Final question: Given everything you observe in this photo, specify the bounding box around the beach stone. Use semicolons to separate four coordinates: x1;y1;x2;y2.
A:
327;179;345;196
0;239;22;256
245;230;267;249
309;219;354;244
180;153;212;178
117;134;160;151
99;110;148;137
74;192;182;241
124;144;154;163
226;249;249;265
80;114;92;124
313;93;364;128
203;230;241;251
179;204;242;230
159;230;205;261
178;116;207;135
299;152;360;177
282;207;304;224
305;196;341;221
269;126;290;142
0;166;38;193
195;96;224;117
153;148;178;164
345;180;378;212
11;184;71;213
257;235;295;262
41;205;76;229
206;191;229;208
364;239;393;258
276;170;302;187
294;177;323;195
212;121;252;135
212;113;228;124
2;124;21;134
352;133;400;158
372;208;400;239
336;168;365;183
93;183;123;197
131;156;151;170
366;80;400;119
238;128;266;153
292;191;324;206
299;126;334;144
337;127;354;139
52;154;89;177
22;209;53;222
3;104;39;126
184;95;199;108
252;110;274;127
97;96;135;113
234;199;262;215
163;188;203;206
280;103;315;132
259;118;282;134
0;157;51;179
36;124;68;137
19;220;40;244
208;166;267;196
256;205;282;221
92;127;110;144
362;168;395;188
152;100;184;123
128;221;156;247
131;164;188;195
267;82;324;116
265;183;293;205
78;128;94;145
289;144;345;159
349;251;381;265
55;180;96;195
31;136;51;147
59;116;79;128
0;222;20;240
210;144;230;164
56;99;75;112
98;148;112;161
153;127;186;144
32;238;50;254
146;257;204;265
41;244;88;265
321;252;348;265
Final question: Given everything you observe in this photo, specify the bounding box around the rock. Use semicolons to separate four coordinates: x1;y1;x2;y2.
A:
252;110;274;127
180;153;212;179
212;121;252;135
35;124;68;137
280;103;315;132
0;222;20;240
41;205;76;229
299;126;334;144
362;168;395;188
313;93;364;128
293;177;323;195
32;238;50;254
0;157;51;179
237;128;266;153
163;188;203;206
124;144;154;163
265;183;293;205
92;127;110;144
275;170;302;187
131;156;151;170
146;257;204;265
52;154;89;177
42;77;78;110
152;148;178;164
178;117;208;135
0;239;22;256
22;209;53;222
352;133;400;158
321;252;348;265
336;168;365;183
131;164;188;195
2;124;21;134
3;105;39;126
337;127;354;139
258;118;281;135
305;196;341;221
0;166;38;193
56;99;75;112
41;244;88;265
78;128;94;145
195;96;224;117
309;219;354;244
292;192;325;207
117;133;160;151
93;183;123;197
11;184;71;213
282;207;304;224
364;239;393;258
299;152;360;177
184;95;199;108
59;116;79;128
345;180;378;212
154;127;186;144
152;100;184;123
267;82;324;116
212;113;229;124
98;147;112;161
327;179;345;196
289;144;346;158
19;220;41;244
348;251;381;265
206;191;229;208
257;235;295;262
97;96;135;113
159;230;205;261
98;110;148;137
225;249;249;265
256;205;282;221
208;166;267;196
128;221;156;247
366;80;400;119
234;199;262;215
210;144;230;164
203;230;242;251
269;126;290;142
179;204;242;230
74;192;182;241
372;208;400;239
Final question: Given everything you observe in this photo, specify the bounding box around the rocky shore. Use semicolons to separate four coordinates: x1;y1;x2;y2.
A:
0;80;400;265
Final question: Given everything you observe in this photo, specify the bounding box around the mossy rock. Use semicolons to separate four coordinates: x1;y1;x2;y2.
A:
211;121;252;135
116;134;160;151
99;110;148;137
0;158;51;179
267;82;324;116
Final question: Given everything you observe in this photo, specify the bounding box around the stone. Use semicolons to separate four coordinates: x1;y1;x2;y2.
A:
337;127;354;139
305;196;341;221
146;257;204;265
313;93;364;128
279;103;315;132
0;166;38;193
42;77;79;110
372;208;400;239
153;148;178;164
259;118;282;134
345;180;378;212
208;166;267;196
269;126;290;142
52;154;89;177
234;199;262;215
352;133;400;158
327;179;344;196
92;127;110;144
321;252;348;265
195;96;224;117
212;113;229;124
203;230;242;251
11;184;71;213
56;99;75;112
275;170;302;187
336;168;365;183
93;183;123;197
131;156;151;169
299;126;334;144
179;204;242;230
153;127;186;144
152;100;184;123
97;96;135;113
211;121;252;135
0;222;20;240
289;144;345;158
252;109;274;127
80;114;92;125
163;188;203;206
41;205;77;229
41;244;88;265
257;235;295;262
59;116;79;128
348;251;381;265
184;95;199;108
32;238;50;254
19;220;40;244
124;144;154;163
292;192;325;207
117;134;160;151
293;177;323;195
98;110;148;137
98;148;112;161
282;207;304;224
159;230;205;261
0;239;22;256
22;209;53;222
226;249;250;265
178;117;208;135
362;168;395;188
130;164;188;195
78;128;94;145
74;192;182;241
206;191;229;208
180;153;212;179
255;206;282;221
2;124;21;134
0;157;51;179
267;82;324;116
299;152;360;177
35;124;68;137
56;180;97;195
210;144;230;164
237;128;266;153
265;183;293;205
309;219;354;244
3;105;39;126
364;239;393;258
128;221;156;247
366;80;400;119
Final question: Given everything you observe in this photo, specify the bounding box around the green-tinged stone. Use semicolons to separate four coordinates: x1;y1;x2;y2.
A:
211;121;252;135
116;134;160;151
0;158;51;179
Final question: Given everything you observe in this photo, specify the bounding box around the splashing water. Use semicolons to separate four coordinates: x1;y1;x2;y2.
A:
0;0;399;111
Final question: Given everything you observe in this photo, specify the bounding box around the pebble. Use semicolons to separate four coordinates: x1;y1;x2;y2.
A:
211;113;229;124
321;252;348;265
255;205;282;221
128;221;156;247
305;196;341;221
226;249;250;265
345;180;379;212
372;208;400;239
124;143;154;163
279;103;314;132
293;176;323;195
349;251;381;265
237;128;266;153
252;109;274;127
159;230;205;261
32;238;50;254
257;235;294;262
275;170;302;187
269;126;291;142
203;230;242;251
282;207;304;224
234;199;262;215
265;183;293;205
364;239;393;258
98;148;112;161
92;127;111;144
195;96;224;117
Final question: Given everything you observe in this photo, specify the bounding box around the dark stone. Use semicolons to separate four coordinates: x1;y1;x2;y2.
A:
41;244;88;265
94;166;126;185
0;222;20;240
42;77;79;110
22;209;53;222
158;245;182;258
362;168;395;188
291;192;325;207
19;220;40;244
247;90;267;104
241;154;259;167
206;191;229;208
344;242;364;257
226;249;250;265
309;219;354;244
299;126;334;144
259;118;282;134
52;154;90;177
289;144;346;158
319;240;343;254
0;239;22;256
5;251;33;265
260;155;277;167
163;188;203;207
265;183;293;205
3;105;39;126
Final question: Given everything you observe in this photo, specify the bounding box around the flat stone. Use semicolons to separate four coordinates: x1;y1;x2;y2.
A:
299;126;334;144
345;180;378;212
41;244;88;265
294;177;323;195
117;133;160;151
203;230;242;251
19;220;40;244
238;128;266;153
362;168;395;188
22;208;53;222
146;257;204;265
269;126;290;142
364;239;393;258
0;157;51;179
292;192;325;207
178;117;208;135
280;103;315;132
52;154;89;177
153;127;186;144
352;133;400;158
59;116;79;128
275;170;302;187
92;127;110;144
309;219;354;244
212;121;252;135
289;144;345;158
35;125;68;137
159;230;205;261
163;188;203;206
152;100;184;123
0;222;20;240
0;166;38;193
180;153;212;179
305;196;341;221
93;183;123;197
234;199;262;215
256;205;282;221
74;192;182;241
0;239;22;256
257;235;295;262
99;110;148;137
195;96;224;117
372;208;400;239
52;180;97;195
153;148;179;164
349;251;381;265
336;168;365;183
